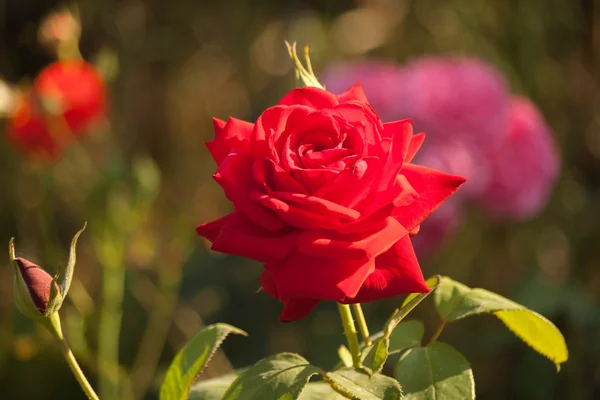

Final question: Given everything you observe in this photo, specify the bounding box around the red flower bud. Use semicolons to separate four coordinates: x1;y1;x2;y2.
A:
14;257;58;315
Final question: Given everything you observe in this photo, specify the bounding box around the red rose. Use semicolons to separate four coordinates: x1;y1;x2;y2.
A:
197;84;465;321
8;60;106;159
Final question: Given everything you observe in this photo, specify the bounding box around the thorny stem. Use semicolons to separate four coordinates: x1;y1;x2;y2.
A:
351;304;372;347
337;303;362;368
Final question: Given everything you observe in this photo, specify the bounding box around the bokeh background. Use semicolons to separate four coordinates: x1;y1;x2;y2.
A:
1;0;599;399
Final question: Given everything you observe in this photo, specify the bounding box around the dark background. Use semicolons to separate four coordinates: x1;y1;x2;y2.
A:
0;0;599;399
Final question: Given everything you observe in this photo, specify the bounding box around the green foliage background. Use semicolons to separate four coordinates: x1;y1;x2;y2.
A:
0;0;598;399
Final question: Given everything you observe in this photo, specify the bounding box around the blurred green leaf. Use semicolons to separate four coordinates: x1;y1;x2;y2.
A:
324;368;402;400
433;276;568;368
394;342;474;400
221;353;321;400
160;323;247;400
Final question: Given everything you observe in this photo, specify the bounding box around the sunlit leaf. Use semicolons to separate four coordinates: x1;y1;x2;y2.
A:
395;342;474;400
325;368;402;400
432;276;568;368
160;323;247;400
221;353;321;400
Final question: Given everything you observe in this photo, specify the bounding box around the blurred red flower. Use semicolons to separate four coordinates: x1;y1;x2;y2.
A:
196;84;465;321
8;60;106;159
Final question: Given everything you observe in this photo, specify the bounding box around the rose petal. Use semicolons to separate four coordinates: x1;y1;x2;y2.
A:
206;117;254;165
214;152;286;232
343;236;429;303
253;157;308;194
251;191;351;230
394;164;466;231
406;132;426;163
196;214;232;242
333;102;384;155
378;119;413;190
278;87;339;109
359;174;419;216
337;83;369;104
260;270;322;322
316;157;382;208
297;217;407;261
291;168;339;193
265;251;375;301
279;298;321;322
273;192;360;221
252;105;312;159
210;212;299;263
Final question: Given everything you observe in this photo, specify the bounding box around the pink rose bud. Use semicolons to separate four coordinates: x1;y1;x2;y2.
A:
14;257;58;315
477;97;560;218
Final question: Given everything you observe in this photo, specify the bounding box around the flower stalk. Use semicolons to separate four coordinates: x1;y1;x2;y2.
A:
351;304;372;347
337;303;362;368
428;318;447;344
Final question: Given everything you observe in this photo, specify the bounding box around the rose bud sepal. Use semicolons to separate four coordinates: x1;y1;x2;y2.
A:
9;222;86;321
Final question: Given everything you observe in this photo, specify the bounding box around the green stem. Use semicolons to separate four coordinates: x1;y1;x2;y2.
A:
45;314;99;400
337;303;362;368
428;318;446;344
62;340;100;400
96;232;126;400
351;304;372;347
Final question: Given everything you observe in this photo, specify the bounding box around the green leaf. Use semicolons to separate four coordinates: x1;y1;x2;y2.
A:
324;368;403;400
394;342;474;400
299;382;348;400
432;276;568;368
362;337;389;376
388;321;425;354
495;310;568;370
388;276;439;336
188;373;238;400
221;353;321;400
160;323;247;400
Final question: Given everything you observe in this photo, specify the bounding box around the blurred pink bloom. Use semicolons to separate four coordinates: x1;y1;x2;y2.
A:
412;199;462;257
477;97;559;218
320;61;405;122
400;56;510;153
413;139;491;199
320;56;559;225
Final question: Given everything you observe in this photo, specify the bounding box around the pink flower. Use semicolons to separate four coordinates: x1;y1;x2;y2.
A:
399;57;510;154
320;61;406;122
477;97;559;218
